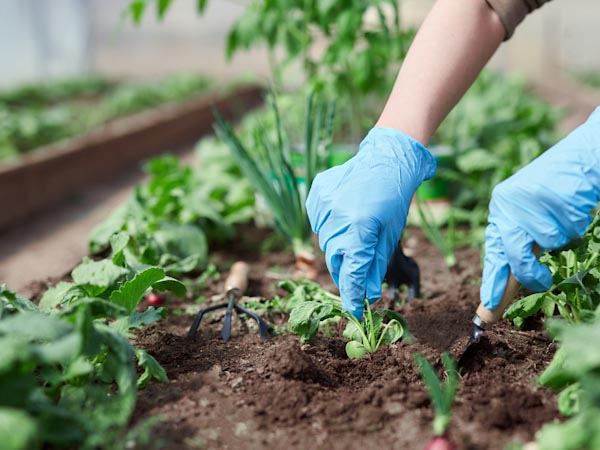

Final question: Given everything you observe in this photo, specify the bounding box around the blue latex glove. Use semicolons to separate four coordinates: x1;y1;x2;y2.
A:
481;107;600;310
306;128;437;319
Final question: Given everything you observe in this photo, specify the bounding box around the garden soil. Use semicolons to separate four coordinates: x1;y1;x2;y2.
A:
126;228;559;450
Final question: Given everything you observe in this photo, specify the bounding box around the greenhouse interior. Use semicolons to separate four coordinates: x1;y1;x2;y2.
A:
1;1;600;449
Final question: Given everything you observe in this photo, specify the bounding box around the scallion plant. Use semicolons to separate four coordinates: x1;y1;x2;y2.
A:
414;352;459;450
214;91;335;268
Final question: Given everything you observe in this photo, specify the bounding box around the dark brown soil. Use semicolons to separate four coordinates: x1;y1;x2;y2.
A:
130;228;558;450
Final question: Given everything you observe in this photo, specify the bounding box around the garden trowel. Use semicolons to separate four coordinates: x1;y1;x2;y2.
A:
457;244;541;368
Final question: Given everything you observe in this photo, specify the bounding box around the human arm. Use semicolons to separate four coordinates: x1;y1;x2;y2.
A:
306;0;551;319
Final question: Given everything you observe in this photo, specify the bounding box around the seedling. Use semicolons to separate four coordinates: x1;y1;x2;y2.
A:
287;284;410;358
414;353;459;450
343;299;410;359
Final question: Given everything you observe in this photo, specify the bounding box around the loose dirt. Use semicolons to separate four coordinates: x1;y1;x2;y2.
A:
130;228;559;450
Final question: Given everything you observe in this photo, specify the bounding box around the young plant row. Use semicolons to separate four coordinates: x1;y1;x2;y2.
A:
0;234;186;450
497;210;600;449
284;279;459;448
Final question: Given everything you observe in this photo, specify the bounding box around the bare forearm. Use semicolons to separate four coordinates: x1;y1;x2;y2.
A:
375;0;505;144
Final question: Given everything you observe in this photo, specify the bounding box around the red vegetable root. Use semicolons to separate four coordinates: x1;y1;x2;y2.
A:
423;436;456;450
146;292;165;306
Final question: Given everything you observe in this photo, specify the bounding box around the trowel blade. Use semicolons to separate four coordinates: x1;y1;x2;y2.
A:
457;325;485;369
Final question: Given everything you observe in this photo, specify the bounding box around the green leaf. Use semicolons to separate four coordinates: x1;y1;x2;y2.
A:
135;348;168;388
39;282;76;312
345;340;367;359
71;258;129;297
456;148;502;173
288;301;337;343
0;284;37;316
197;0;208;13
109;267;165;313
128;0;147;24
0;407;38;450
342;319;364;342
536;413;589;450
110;307;167;335
414;352;457;436
154;223;207;273
152;276;186;298
503;292;547;327
157;0;173;19
557;382;580;416
110;231;130;266
0;311;72;341
380;320;403;344
88;203;129;254
380;309;411;344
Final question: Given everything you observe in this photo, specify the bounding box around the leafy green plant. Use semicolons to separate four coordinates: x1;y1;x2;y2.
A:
89;140;255;273
534;315;600;450
126;0;414;102
504;211;600;327
214;91;334;264
0;237;184;450
343;299;409;359
414;353;459;446
287;283;410;358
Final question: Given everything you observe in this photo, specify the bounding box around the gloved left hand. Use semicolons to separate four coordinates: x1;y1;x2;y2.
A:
481;107;600;310
306;128;436;319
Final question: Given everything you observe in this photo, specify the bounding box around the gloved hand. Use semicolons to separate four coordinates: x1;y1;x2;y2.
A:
306;128;437;319
481;107;600;310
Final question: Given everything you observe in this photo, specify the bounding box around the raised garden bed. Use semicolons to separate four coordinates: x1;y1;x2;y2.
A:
0;85;262;231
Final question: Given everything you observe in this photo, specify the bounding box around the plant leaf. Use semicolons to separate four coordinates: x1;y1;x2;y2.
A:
71;258;129;297
109;267;165;313
135;348;168;388
0;407;38;450
345;340;367;359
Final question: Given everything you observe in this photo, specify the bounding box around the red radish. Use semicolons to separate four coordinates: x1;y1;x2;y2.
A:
146;292;165;306
423;436;456;450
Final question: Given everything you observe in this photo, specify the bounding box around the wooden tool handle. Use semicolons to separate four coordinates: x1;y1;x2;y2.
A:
224;261;250;294
476;243;542;325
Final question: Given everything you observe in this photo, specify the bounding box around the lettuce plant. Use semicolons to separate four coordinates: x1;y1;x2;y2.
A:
343;299;410;359
287;284;410;358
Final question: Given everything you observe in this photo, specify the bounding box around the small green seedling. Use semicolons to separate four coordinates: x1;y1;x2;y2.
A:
414;352;459;450
343;299;411;359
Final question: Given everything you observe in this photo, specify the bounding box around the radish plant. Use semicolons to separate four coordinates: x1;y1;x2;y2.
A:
414;353;459;450
0;236;185;450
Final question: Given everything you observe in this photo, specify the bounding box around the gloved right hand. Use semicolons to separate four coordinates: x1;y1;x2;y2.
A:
306;128;437;319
